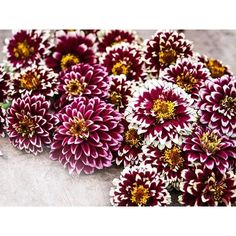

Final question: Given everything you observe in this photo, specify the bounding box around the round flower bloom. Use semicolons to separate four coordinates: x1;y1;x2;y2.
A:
50;96;124;175
108;75;134;113
144;30;193;77
179;164;236;206
97;30;141;53
125;79;197;150
182;126;236;173
101;43;146;82
198;54;232;79
110;163;171;206
6;94;56;155
5;30;50;69
54;63;110;110
116;119;144;167
198;75;236;138
10;64;58;100
161;58;210;101
46;33;97;73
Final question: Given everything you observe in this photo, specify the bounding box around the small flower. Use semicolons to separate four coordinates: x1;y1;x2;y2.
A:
182;126;236;173
179;164;236;206
50;96;124;175
6;94;56;155
101;43;146;82
46;33;97;73
5;30;50;69
110;163;171;206
125;79;197;150
198;75;236;138
144;30;193;77
54;63;110;110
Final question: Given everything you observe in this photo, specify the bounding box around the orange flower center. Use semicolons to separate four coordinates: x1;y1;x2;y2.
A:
162;146;184;169
206;59;226;78
19;71;40;90
13;41;34;59
200;132;221;154
176;72;198;92
221;96;236;112
61;53;80;70
124;128;140;147
109;91;122;106
69;118;88;139
159;49;177;66
130;183;150;206
16;115;35;137
66;79;84;96
111;61;130;75
152;99;175;120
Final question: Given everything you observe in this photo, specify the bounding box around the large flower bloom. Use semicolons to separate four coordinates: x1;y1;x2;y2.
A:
46;33;97;73
182;126;236;173
198;75;236;138
125;79;197;150
110;163;171;206
161;58;210;101
97;30;141;53
5;30;50;69
144;30;193;77
6;94;56;155
101;43;146;82
10;64;58;100
179;164;236;206
116;119;144;167
50;96;124;175
54;63;110;110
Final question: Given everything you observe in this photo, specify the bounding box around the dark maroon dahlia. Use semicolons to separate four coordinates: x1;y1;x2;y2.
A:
6;94;56;155
46;33;97;73
110;163;171;206
182;126;235;174
144;30;193;77
54;63;110;110
198;75;236;139
179;164;236;206
161;58;210;101
5;30;50;69
108;75;134;113
0;108;5;137
116;119;144;167
10;64;58;100
125;79;197;150
101;43;146;82
97;30;141;53
50;96;124;175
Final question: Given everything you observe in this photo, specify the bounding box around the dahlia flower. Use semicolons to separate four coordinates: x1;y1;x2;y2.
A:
6;94;56;155
5;30;50;69
179;164;236;206
50;96;124;175
110;163;171;206
54;63;110;110
144;30;193;77
198;75;236;138
46;33;97;73
125;79;197;150
101;43;146;82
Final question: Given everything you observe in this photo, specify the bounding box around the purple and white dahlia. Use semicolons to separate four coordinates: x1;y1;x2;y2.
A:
110;163;171;206
144;30;193;77
125;79;197;150
50;96;124;175
198;75;236;138
55;63;110;110
6;94;56;155
179;164;236;206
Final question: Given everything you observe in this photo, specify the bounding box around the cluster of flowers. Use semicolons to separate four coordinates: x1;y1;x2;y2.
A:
0;30;235;206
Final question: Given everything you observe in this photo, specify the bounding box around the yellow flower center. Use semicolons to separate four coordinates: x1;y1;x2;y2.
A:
69;118;88;139
200;132;221;153
130;183;150;206
206;59;226;78
176;72;198;92
13;41;34;59
209;182;226;201
162;146;184;169
66;79;84;96
109;91;122;106
159;49;177;66
111;61;130;75
19;71;40;90
152;99;175;120
221;96;236;111
61;53;80;70
124;128;140;147
16;115;35;138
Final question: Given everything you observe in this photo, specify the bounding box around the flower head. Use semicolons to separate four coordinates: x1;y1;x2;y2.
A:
50;96;124;174
110;163;171;206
